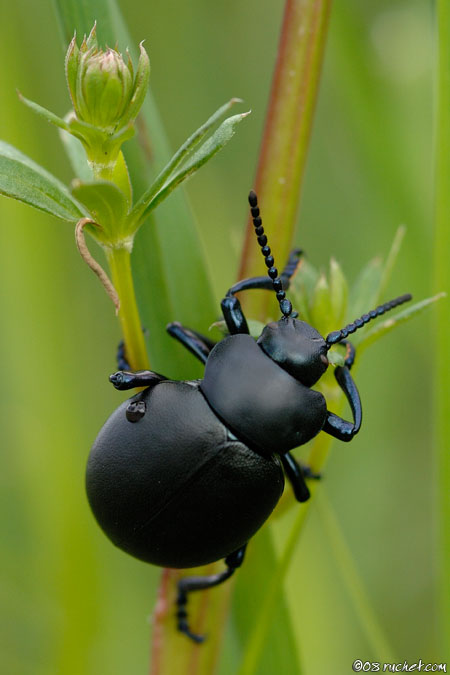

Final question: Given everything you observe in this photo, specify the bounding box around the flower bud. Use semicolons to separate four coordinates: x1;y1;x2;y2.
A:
65;23;150;134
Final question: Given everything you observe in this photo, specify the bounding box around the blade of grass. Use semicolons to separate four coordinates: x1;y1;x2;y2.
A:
237;491;314;675
434;0;450;657
316;491;396;662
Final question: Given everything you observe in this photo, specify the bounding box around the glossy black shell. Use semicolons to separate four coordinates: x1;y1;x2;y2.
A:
201;334;327;455
86;380;284;568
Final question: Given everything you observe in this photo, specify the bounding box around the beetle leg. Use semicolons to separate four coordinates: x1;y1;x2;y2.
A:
108;370;168;422
323;366;362;441
116;328;148;370
279;453;310;502
221;249;304;335
279;453;321;503
109;370;167;391
339;339;356;369
166;322;216;364
176;545;247;643
116;339;130;371
221;295;250;334
226;249;304;297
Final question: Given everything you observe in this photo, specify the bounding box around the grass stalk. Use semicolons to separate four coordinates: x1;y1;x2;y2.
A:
434;0;450;656
316;491;396;662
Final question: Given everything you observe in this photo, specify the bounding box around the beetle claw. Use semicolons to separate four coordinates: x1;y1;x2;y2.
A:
176;604;206;643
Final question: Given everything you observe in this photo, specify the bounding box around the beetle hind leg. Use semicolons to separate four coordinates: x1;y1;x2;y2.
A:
176;545;247;642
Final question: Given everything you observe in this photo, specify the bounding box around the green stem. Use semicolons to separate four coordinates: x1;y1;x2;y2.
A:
106;246;149;371
238;491;315;675
434;0;450;656
238;0;332;320
316;491;396;662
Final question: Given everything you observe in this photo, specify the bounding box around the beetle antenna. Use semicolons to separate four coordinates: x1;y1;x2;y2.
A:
325;293;412;348
248;190;292;317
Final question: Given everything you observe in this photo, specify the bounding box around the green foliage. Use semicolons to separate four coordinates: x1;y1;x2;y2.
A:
0;140;86;221
290;230;443;352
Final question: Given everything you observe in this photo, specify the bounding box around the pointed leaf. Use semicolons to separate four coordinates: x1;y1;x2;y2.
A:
0;140;87;221
329;257;348;328
65;34;79;110
290;258;319;324
18;93;70;131
327;349;345;366
349;256;383;320
309;273;332;335
129;109;250;228
377;225;406;303
119;42;150;128
357;293;446;350
130;99;243;225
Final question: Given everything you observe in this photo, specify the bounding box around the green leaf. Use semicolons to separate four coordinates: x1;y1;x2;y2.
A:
71;180;129;242
329;257;348;328
377;225;406;303
358;293;446;350
327;348;345;366
290;258;319;324
309;273;332;335
130;98;242;225
348;256;383;321
0;140;87;221
234;529;303;675
54;0;220;376
59;122;93;182
18;92;70;131
209;318;265;341
129;110;250;228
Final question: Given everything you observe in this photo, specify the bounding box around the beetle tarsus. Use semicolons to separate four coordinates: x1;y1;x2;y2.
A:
176;592;206;643
301;465;322;480
176;545;247;641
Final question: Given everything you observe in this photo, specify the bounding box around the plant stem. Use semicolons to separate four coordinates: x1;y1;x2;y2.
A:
106;245;150;371
434;0;450;656
238;0;332;320
238;488;314;675
316;491;396;663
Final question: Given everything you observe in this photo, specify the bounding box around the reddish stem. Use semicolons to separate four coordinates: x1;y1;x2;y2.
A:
238;0;332;319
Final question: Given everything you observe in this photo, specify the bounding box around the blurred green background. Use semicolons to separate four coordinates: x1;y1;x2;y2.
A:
0;1;444;674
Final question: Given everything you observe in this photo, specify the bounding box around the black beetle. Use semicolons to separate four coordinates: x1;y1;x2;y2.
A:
86;191;412;642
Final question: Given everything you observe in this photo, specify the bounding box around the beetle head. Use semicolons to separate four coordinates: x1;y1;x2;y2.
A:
257;318;328;387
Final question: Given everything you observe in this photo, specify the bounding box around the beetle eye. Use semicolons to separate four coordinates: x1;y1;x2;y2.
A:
320;354;329;366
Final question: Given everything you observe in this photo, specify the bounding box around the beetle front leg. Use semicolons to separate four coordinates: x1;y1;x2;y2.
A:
176;545;247;643
109;370;168;423
109;370;167;391
221;249;304;335
323;365;362;441
166;322;216;364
